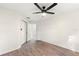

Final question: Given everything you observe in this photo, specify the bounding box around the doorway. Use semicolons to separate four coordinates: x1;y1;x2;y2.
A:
20;20;36;44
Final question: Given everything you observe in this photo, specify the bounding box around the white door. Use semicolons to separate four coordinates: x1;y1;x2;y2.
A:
20;20;27;44
27;24;36;41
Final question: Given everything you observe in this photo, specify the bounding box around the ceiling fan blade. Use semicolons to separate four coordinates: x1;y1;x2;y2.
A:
46;12;55;14
34;3;42;11
33;12;42;14
46;3;57;11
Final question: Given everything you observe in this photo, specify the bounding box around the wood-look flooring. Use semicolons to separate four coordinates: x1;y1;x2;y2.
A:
1;40;79;56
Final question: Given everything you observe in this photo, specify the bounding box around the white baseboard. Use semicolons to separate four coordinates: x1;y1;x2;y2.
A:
0;44;21;55
40;40;79;52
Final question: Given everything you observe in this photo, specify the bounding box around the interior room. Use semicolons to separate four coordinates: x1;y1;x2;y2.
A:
0;3;79;56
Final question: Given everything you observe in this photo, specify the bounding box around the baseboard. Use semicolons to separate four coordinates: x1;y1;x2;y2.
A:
0;44;21;55
40;40;79;53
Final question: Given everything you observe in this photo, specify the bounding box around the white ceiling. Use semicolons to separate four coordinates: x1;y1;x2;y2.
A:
0;3;79;23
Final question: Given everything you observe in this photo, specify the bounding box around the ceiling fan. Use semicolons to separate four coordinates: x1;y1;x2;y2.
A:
33;3;58;15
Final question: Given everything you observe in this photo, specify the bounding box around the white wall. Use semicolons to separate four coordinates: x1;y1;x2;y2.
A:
0;7;26;55
37;4;79;52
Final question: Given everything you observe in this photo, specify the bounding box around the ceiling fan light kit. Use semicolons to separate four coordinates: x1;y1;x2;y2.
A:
33;3;58;16
41;12;47;16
